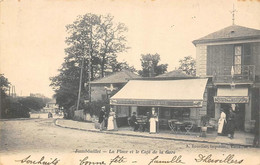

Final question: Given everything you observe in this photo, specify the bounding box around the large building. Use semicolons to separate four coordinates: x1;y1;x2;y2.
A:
193;25;260;132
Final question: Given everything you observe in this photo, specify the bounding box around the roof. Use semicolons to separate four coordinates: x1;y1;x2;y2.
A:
89;70;140;84
193;25;260;45
156;70;191;78
110;78;208;107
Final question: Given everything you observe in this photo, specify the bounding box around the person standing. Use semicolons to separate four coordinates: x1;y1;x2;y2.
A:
107;108;118;131
99;106;106;131
218;108;227;135
227;108;236;139
149;108;158;134
253;110;259;147
143;112;151;132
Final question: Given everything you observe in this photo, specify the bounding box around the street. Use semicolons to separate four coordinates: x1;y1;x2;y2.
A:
1;118;260;165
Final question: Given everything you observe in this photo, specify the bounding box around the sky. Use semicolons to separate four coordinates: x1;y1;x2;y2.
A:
0;0;260;98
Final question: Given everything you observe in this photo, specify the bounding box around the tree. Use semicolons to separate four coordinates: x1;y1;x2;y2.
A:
109;58;137;73
50;13;129;113
0;74;10;118
178;56;196;76
99;14;128;77
138;53;168;77
18;97;47;111
0;74;30;118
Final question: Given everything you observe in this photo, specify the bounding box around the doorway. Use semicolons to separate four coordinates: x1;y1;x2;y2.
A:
220;103;245;131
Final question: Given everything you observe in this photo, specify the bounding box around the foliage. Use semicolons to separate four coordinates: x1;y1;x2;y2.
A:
0;74;10;118
83;101;109;117
0;74;31;118
109;59;137;73
17;97;48;111
0;74;10;94
178;56;196;76
3;98;30;118
138;53;168;77
50;13;129;111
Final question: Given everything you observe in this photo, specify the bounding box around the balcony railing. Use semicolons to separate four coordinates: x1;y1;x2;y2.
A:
212;65;255;84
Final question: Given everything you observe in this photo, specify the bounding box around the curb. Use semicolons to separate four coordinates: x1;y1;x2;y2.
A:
54;119;255;148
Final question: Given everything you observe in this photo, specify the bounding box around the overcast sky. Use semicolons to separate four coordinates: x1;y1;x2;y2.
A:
1;0;260;98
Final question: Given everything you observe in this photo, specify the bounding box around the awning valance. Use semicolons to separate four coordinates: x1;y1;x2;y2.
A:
110;79;208;107
214;87;249;103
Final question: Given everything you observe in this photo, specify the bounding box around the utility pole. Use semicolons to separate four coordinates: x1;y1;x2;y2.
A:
88;56;91;102
76;58;84;111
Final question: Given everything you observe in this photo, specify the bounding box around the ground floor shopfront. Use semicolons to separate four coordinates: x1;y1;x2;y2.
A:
209;84;259;132
110;78;259;134
110;78;210;132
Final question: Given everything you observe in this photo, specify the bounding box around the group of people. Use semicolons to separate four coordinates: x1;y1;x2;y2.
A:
98;106;118;131
217;107;236;139
129;108;158;133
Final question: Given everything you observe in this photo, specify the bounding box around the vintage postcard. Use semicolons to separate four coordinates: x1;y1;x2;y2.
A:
0;0;260;165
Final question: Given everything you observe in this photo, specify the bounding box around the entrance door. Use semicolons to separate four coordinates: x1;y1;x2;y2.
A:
220;103;245;131
235;104;245;131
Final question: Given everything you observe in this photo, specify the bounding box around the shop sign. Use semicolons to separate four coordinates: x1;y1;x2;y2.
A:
110;99;203;107
214;96;249;103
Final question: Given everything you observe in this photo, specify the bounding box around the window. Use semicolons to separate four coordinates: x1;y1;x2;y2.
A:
234;46;242;74
137;106;151;116
243;44;251;65
170;108;190;119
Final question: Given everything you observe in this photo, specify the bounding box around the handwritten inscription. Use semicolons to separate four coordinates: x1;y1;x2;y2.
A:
15;155;60;165
195;154;244;164
15;154;246;165
80;156;106;165
109;155;127;165
148;155;185;165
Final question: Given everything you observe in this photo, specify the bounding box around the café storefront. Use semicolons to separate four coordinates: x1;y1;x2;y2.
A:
110;78;209;132
213;87;252;131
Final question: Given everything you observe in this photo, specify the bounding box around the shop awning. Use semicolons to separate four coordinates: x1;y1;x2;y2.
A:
214;87;249;103
110;78;208;107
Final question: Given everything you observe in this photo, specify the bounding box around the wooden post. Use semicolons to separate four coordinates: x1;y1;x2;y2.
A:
76;58;84;111
157;107;160;133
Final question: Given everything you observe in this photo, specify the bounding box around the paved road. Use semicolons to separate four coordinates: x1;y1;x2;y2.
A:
0;119;260;165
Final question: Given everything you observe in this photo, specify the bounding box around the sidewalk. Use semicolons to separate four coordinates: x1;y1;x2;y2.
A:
55;119;255;147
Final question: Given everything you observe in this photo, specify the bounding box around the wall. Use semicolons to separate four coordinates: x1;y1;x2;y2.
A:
252;42;260;76
196;41;260;77
74;109;95;122
196;45;207;77
207;44;233;76
90;83;125;102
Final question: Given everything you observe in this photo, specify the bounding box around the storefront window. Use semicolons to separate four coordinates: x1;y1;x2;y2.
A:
170;108;190;120
137;106;151;116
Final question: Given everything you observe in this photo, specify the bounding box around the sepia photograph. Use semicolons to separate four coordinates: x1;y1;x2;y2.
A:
0;0;260;164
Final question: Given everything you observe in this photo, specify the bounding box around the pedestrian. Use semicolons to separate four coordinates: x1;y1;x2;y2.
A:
149;108;158;134
107;108;118;131
253;111;259;147
99;106;106;131
227;107;236;139
130;112;139;131
218;108;227;136
143;112;151;132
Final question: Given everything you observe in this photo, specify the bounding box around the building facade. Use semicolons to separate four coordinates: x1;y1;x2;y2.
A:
193;25;260;132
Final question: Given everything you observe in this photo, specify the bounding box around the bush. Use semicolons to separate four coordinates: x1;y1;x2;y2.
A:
2;98;30;118
83;101;109;117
